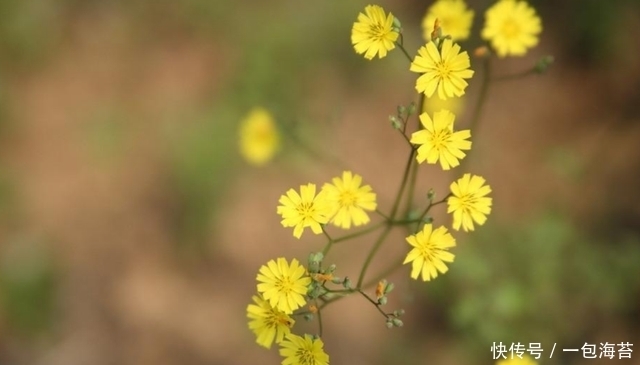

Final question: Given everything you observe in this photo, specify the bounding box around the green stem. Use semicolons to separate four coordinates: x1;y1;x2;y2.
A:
403;93;425;218
357;289;391;319
357;145;416;288
363;255;405;289
321;227;334;255
315;299;323;337
332;221;385;244
469;57;492;133
356;226;392;288
416;194;451;226
492;68;535;82
396;42;413;63
389;148;417;219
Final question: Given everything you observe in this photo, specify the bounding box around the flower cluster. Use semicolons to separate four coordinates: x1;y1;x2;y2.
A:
277;171;377;238
243;1;548;363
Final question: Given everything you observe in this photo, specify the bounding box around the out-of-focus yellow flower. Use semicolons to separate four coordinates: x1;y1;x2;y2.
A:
239;107;280;165
497;355;538;365
422;0;474;42
481;0;542;57
351;5;399;60
423;93;465;116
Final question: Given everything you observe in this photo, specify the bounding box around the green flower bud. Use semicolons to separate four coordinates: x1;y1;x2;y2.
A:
384;282;395;295
304;314;314;321
386;319;394;329
397;105;406;116
343;277;352;289
393;309;405;317
392;17;402;32
378;296;388;306
331;276;343;285
392;318;403;327
327;264;336;273
407;102;416;115
535;55;554;74
427;188;435;201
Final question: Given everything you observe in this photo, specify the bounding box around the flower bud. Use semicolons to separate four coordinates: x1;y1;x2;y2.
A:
384;282;394;295
407;102;416;115
342;277;352;289
378;296;388;306
535;55;554;74
473;46;490;58
386;319;394;329
392;318;404;327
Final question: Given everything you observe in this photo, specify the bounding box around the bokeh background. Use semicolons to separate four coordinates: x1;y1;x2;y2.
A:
1;0;640;364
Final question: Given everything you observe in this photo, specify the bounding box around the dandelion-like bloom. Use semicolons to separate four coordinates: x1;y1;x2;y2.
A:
403;224;456;281
322;171;377;229
279;334;329;365
447;174;492;232
256;258;311;314
497;355;538;365
351;5;399;60
239;107;280;165
277;184;332;239
422;0;474;42
410;39;474;100
247;295;295;349
411;109;471;170
481;0;542;57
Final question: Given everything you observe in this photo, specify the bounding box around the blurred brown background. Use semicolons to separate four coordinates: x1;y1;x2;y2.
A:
1;0;640;364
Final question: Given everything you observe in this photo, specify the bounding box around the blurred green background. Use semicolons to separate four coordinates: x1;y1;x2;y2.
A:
1;0;639;364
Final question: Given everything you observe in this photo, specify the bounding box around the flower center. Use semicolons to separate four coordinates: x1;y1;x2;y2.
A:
276;276;295;294
429;129;452;150
501;18;520;39
296;202;315;219
369;23;388;41
458;193;479;213
296;348;315;365
338;190;357;207
436;60;451;79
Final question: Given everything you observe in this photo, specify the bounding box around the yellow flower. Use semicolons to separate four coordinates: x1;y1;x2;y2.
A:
247;295;295;349
403;224;456;281
351;5;399;60
277;183;332;239
422;0;474;42
322;171;377;229
447;174;492;231
497;355;538;365
410;39;474;100
239;107;280;165
256;258;311;314
279;334;329;365
411;109;471;170
481;0;542;57
423;93;465;116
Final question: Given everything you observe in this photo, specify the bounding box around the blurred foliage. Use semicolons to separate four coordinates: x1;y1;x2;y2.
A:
166;106;237;253
82;107;129;163
0;237;57;337
426;211;640;361
0;0;61;69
